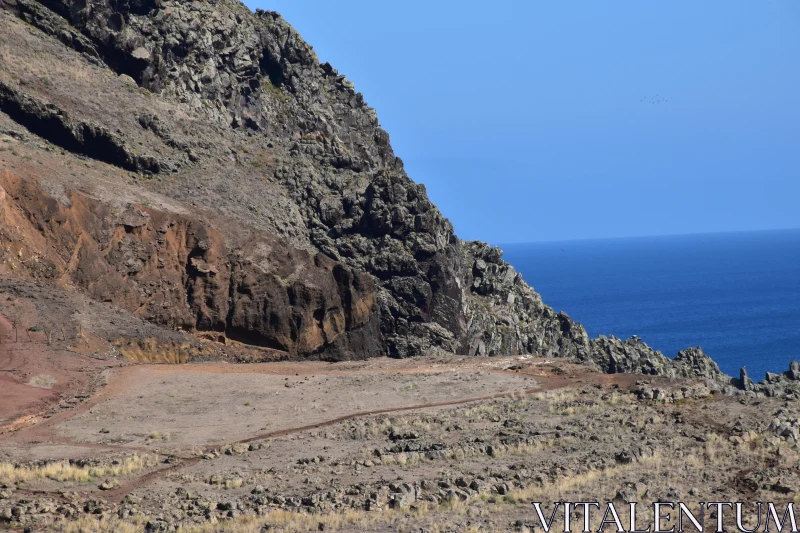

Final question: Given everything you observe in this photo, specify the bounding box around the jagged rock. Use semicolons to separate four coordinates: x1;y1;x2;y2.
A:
737;367;756;391
615;450;635;464
0;80;163;173
787;361;800;381
590;336;670;375
587;339;727;386
671;347;727;384
766;372;783;384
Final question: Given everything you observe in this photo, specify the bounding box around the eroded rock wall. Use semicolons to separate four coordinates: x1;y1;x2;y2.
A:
0;170;379;359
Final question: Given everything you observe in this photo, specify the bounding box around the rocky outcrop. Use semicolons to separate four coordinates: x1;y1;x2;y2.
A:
585;336;729;386
0;80;162;173
725;361;800;399
0;171;379;359
461;241;591;358
671;346;727;381
0;0;591;361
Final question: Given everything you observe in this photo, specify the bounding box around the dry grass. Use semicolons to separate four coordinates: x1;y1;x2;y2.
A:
52;516;145;533
344;415;393;440
34;425;775;533
120;344;190;363
601;392;627;406
48;480;437;533
28;373;57;388
0;454;156;485
373;434;565;469
341;414;443;442
379;451;416;467
0;38;107;87
503;451;665;504
174;506;431;533
702;431;729;463
274;447;671;533
463;403;499;420
737;430;771;456
503;437;569;457
531;389;579;403
147;431;176;442
549;402;600;416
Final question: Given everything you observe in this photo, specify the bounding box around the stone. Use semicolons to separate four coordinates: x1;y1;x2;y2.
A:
615;450;635;464
738;367;756;392
98;479;120;490
787;361;800;381
766;372;783;384
613;485;638;504
131;46;151;60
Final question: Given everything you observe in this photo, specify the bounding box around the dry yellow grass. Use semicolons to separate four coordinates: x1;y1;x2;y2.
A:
53;516;144;533
41;438;761;533
531;389;579;403
503;451;664;504
120;344;190;363
503;437;570;457
49;499;435;533
175;507;420;533
549;402;600;416
0;35;107;87
0;454;155;485
703;431;729;463
463;402;499;419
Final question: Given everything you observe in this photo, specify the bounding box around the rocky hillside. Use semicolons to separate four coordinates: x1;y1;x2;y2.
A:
0;0;769;390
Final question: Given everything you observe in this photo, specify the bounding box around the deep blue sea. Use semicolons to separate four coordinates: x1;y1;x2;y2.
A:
501;229;800;380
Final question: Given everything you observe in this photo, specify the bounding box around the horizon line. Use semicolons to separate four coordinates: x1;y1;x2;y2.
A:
495;226;800;247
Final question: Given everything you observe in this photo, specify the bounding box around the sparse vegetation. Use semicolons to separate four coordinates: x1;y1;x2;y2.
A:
0;455;155;486
147;431;175;442
27;374;56;389
261;78;287;102
53;516;145;533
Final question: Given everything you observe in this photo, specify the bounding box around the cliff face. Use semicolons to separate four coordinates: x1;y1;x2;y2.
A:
0;0;731;381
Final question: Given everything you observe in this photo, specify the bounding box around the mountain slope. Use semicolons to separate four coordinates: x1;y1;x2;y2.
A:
0;0;733;384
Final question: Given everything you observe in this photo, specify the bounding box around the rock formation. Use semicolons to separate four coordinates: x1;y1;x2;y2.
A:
726;361;800;399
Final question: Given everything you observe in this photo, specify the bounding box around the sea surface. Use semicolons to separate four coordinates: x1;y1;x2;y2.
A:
501;229;800;380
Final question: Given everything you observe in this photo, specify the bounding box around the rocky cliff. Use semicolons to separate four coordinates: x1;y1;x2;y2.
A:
0;0;745;386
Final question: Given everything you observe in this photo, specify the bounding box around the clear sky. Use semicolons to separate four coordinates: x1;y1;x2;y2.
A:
245;1;800;243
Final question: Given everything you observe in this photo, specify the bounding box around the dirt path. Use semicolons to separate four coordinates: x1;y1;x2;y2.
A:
1;349;640;504
1;356;540;447
0;313;60;424
0;310;126;435
65;370;635;504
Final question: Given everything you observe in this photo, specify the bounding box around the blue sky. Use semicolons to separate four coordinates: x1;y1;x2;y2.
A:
246;1;800;243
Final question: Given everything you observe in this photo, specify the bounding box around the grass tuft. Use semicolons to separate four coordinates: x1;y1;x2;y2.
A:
0;454;156;486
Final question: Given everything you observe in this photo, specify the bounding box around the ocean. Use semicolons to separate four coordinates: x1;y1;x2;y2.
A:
501;229;800;380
